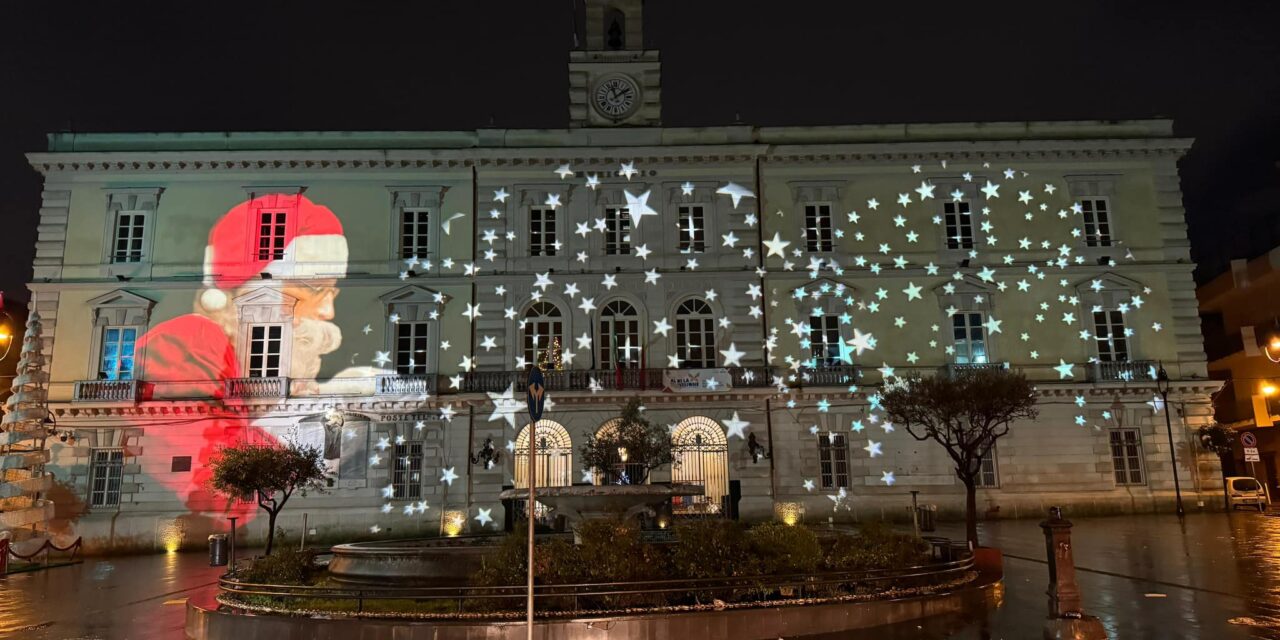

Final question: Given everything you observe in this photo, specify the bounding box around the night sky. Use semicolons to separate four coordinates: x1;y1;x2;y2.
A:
1;1;1277;306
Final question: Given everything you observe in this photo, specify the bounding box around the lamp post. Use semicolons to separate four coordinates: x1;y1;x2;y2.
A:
1155;363;1185;519
1263;333;1280;364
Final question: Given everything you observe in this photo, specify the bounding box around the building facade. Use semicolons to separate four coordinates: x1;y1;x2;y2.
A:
1199;247;1280;491
21;2;1222;551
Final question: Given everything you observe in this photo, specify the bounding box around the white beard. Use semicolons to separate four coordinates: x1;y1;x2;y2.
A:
291;318;342;381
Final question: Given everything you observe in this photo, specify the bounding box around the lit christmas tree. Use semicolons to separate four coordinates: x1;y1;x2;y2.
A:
538;337;564;371
0;311;53;546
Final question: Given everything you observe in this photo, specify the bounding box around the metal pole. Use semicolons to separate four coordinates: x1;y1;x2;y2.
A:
228;517;238;573
300;513;308;551
1163;389;1186;518
527;421;537;640
910;490;921;538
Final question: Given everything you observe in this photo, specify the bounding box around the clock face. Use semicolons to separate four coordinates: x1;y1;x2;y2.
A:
593;75;640;119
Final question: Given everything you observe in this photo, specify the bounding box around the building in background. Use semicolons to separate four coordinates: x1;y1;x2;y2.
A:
21;0;1222;551
1199;247;1280;492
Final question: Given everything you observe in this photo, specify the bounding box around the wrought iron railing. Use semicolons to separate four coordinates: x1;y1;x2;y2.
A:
72;379;140;402
217;552;975;618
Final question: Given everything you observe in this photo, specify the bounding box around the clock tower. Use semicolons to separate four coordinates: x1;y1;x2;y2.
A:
568;0;661;128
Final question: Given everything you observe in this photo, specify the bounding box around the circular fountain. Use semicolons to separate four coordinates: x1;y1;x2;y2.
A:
328;483;703;585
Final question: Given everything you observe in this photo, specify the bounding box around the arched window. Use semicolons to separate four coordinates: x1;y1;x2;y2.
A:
599;300;641;369
675;298;716;368
522;301;564;368
671;417;729;515
605;8;625;50
514;420;573;489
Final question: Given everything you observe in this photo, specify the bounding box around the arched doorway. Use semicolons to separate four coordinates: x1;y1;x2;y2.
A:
514;420;573;490
671;417;729;515
590;418;649;485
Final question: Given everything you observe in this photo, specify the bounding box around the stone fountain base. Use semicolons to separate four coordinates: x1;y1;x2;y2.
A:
499;483;704;542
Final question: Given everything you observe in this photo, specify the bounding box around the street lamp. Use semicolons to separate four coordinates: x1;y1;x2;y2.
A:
1155;363;1185;519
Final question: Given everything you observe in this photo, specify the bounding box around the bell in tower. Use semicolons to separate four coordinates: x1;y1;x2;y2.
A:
568;0;661;128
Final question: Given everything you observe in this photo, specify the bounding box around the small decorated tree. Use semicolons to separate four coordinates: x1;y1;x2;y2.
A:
580;398;674;484
209;440;329;555
879;368;1038;548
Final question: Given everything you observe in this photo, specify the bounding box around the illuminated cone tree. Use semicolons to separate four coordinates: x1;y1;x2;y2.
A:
0;312;54;544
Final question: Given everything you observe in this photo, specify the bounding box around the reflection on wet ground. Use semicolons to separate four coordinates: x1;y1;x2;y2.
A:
4;512;1280;639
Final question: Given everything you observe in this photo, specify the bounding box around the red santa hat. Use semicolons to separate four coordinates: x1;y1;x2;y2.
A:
199;193;348;311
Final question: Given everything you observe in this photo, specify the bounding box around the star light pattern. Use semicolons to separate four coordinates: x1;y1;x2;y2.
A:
355;156;1173;532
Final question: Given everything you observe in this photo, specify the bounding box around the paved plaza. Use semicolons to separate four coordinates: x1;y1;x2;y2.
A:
4;512;1280;639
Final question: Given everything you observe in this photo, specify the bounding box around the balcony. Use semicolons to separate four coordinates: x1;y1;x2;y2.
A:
0;470;52;498
224;376;288;398
940;362;1009;378
1090;360;1156;383
375;374;437;396
73;379;140;402
801;364;860;387
0;449;50;470
461;367;777;394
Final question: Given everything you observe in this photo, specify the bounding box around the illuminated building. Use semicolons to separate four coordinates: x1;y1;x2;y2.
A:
21;0;1222;551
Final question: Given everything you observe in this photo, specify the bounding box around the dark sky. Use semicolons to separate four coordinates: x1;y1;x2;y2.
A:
1;1;1277;305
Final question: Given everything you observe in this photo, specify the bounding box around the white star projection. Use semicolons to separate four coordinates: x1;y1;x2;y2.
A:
353;156;1171;520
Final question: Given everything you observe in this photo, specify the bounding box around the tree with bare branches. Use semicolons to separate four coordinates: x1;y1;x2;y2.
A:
879;368;1039;547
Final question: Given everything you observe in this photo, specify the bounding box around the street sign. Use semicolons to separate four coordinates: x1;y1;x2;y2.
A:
526;367;546;423
1242;432;1258;448
1245;446;1261;462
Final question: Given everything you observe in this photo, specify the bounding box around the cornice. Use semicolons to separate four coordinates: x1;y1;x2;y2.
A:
26;138;1191;176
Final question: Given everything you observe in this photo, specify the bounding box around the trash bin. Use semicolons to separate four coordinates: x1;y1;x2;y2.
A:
918;505;937;532
208;534;228;566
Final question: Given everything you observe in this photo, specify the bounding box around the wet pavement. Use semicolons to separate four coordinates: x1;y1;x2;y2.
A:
3;512;1280;639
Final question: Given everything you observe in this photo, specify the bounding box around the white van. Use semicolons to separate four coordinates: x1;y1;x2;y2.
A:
1226;476;1269;511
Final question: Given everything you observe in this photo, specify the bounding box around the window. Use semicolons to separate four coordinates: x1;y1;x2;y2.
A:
89;449;124;507
98;327;137;380
1093;310;1130;362
395;322;429;375
675;298;716;368
599;300;641;368
171;456;192;472
1081;198;1113;247
256;211;288;260
392;442;423;499
804;204;834;252
818;433;849;489
1109;429;1144;485
603;206;632;255
529;208;557;256
808;315;842;367
952;312;988;364
975;443;999;488
522;302;564;367
400;208;430;259
247;324;284;377
111;212;147;263
678;205;706;253
944;201;974;250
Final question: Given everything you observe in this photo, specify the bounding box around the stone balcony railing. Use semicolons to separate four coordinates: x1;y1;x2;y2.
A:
375;374;437;396
1090;360;1156;382
72;379;140;402
462;367;777;394
224;376;288;398
800;364;860;387
0;449;51;470
0;469;52;499
940;362;1010;377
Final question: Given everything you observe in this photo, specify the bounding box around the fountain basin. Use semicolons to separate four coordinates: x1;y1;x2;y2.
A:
328;535;499;586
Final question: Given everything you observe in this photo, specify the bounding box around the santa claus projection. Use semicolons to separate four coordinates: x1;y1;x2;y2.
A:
136;193;349;523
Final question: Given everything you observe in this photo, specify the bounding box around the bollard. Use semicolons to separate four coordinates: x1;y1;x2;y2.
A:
0;535;9;574
1040;506;1107;639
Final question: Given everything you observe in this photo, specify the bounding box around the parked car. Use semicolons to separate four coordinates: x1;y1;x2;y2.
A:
1226;476;1269;511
